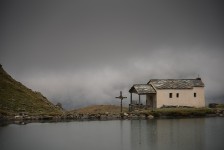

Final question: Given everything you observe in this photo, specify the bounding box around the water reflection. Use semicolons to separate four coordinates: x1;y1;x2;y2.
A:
1;118;224;150
130;118;205;150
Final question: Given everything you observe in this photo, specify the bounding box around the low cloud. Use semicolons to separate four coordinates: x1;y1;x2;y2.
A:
19;48;224;109
1;0;224;109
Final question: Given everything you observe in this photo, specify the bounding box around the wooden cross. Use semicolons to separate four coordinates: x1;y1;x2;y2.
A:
115;91;127;113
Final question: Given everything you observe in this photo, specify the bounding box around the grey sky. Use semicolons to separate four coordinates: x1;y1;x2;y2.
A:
1;0;224;109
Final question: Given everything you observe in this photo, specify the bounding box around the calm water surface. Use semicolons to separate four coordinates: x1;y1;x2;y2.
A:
0;117;224;150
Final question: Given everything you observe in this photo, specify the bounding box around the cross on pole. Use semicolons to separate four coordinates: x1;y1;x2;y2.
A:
115;91;127;113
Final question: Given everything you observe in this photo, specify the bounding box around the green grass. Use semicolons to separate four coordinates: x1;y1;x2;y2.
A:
0;66;63;116
216;104;224;108
132;107;216;117
156;108;215;117
69;105;128;115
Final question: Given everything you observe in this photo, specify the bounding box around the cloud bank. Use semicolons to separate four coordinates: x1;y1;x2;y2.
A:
1;0;224;109
18;48;224;109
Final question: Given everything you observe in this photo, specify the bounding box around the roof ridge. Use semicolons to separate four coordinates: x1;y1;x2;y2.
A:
150;79;200;80
148;78;204;89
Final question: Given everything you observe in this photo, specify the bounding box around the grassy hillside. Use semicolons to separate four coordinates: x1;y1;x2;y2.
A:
0;65;63;116
70;105;128;114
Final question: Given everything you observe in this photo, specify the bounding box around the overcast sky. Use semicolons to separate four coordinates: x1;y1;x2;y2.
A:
1;0;224;109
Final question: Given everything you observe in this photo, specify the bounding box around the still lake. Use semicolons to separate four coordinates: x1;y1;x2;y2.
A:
0;117;224;150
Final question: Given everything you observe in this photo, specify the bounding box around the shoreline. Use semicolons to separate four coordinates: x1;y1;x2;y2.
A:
1;108;223;126
0;115;223;126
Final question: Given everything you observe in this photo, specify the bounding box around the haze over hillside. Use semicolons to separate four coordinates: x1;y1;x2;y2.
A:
0;65;63;115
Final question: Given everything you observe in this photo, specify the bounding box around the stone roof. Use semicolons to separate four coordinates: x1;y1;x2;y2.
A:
129;84;156;94
148;78;204;89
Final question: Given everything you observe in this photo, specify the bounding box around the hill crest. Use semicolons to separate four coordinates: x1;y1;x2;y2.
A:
0;65;63;116
70;105;128;114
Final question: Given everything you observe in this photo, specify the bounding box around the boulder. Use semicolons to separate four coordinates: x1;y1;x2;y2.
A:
14;115;23;120
123;113;129;116
147;115;154;119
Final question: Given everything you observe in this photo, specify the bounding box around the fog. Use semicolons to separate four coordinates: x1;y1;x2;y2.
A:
1;0;224;109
